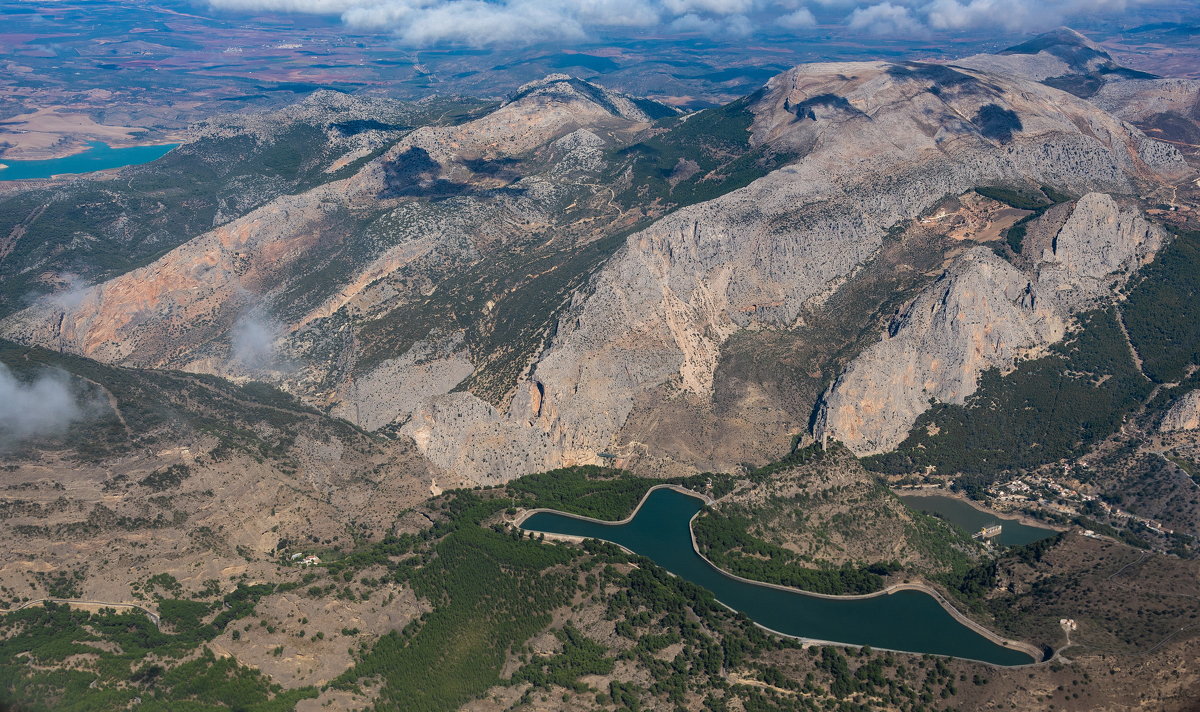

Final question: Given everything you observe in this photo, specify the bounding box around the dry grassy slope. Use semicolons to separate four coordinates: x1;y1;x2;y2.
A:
984;533;1200;657
0;341;433;618
713;448;981;573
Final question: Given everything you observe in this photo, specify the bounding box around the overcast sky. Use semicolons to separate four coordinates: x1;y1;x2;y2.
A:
204;0;1184;46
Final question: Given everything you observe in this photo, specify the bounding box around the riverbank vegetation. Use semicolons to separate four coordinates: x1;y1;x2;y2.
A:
692;511;890;594
506;465;729;520
3;479;985;711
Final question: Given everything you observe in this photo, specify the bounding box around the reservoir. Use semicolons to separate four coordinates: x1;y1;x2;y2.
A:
521;487;1036;666
0;142;177;181
898;492;1057;547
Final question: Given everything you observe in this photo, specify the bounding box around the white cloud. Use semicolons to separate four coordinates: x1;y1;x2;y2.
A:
230;305;282;371
204;0;1175;45
847;2;925;34
50;273;92;311
662;0;757;15
668;10;755;34
0;363;89;448
778;7;817;27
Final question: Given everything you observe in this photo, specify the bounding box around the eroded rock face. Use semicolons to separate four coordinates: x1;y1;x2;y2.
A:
813;248;1065;455
952;27;1122;83
404;61;1185;479
0;74;654;377
402;392;561;484
1161;390;1200;433
813;192;1168;456
0;61;1187;482
1034;193;1163;308
331;331;473;431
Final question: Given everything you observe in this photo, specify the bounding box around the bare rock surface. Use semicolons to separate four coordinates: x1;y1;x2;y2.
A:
331;331;473;431
1034;192;1163;307
814;248;1064;455
0;61;1188;481
408;60;1185;479
815;192;1167;456
1090;78;1200;122
1161;390;1200;433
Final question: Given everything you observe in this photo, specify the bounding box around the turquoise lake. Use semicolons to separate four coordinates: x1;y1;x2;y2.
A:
0;142;177;181
521;488;1037;666
898;493;1057;547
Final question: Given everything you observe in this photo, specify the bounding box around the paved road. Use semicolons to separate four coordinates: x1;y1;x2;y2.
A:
2;598;160;627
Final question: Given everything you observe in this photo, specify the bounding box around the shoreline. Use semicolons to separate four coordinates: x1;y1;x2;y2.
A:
895;486;1069;533
1;139;181;163
516;484;1050;667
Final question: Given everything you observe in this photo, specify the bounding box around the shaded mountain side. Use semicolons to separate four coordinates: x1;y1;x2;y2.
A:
0;338;436;540
0;338;367;464
954;27;1157;99
0;36;1192;484
0;93;489;320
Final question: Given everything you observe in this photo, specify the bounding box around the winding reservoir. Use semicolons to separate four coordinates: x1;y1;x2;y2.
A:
0;141;177;181
522;487;1037;666
898;492;1057;547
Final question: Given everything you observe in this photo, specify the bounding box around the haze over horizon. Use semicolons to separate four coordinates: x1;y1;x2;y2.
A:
2;0;1200;709
198;0;1197;46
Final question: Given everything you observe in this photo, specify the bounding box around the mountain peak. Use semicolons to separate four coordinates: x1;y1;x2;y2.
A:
954;26;1157;95
503;74;677;122
1000;26;1114;69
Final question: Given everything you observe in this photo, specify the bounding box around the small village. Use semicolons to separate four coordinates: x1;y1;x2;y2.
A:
987;471;1175;536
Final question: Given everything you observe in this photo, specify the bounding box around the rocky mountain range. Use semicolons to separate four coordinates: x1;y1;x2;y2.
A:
4;25;1200;712
2;29;1197;489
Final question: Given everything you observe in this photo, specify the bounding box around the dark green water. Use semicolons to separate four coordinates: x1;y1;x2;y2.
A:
522;488;1035;666
0;142;177;181
899;493;1056;547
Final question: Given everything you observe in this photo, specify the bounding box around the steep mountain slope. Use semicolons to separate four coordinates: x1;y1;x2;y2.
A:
404;59;1187;480
815;193;1165;455
0;42;1192;486
0;77;676;402
953;27;1158;97
0;91;478;319
955;28;1200;165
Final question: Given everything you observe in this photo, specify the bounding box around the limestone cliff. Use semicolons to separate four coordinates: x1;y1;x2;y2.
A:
813;248;1064;455
401;60;1186;479
1033;193;1163;307
814;193;1167;456
0;59;1188;482
1161;390;1200;433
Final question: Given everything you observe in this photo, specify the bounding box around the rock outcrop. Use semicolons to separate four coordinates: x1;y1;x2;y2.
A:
814;193;1167;456
402;60;1185;479
1161;390;1200;433
813;248;1064;455
1033;192;1163;307
330;331;473;431
0;58;1187;481
952;27;1130;83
